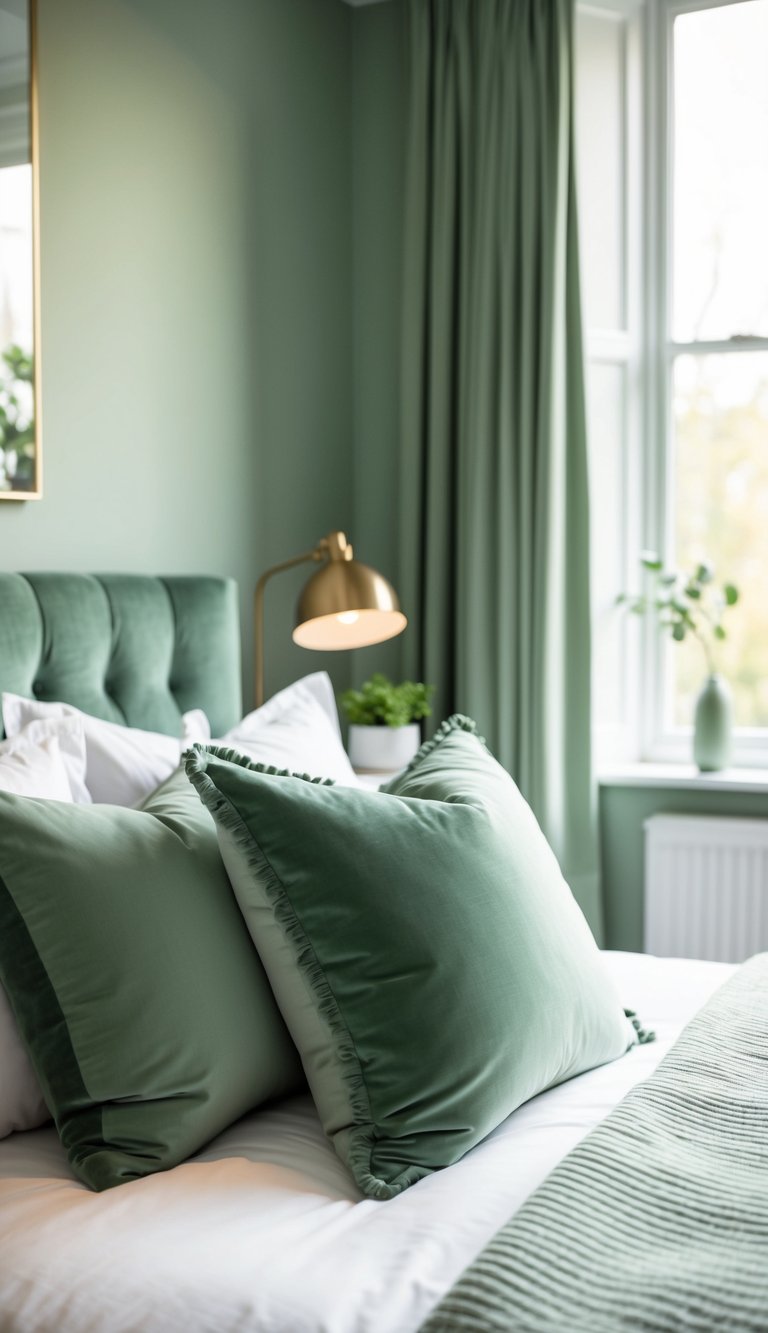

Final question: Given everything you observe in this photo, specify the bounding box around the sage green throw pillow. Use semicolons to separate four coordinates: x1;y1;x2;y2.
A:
0;770;302;1190
185;719;637;1201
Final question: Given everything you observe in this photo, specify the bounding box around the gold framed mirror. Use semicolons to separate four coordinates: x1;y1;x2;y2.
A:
0;0;39;500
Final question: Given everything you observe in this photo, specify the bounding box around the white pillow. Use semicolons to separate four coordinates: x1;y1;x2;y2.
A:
0;720;88;1138
0;983;49;1138
0;716;87;802
222;673;359;786
2;695;210;807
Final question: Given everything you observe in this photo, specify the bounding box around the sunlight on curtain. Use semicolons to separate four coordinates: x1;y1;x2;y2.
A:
399;0;601;936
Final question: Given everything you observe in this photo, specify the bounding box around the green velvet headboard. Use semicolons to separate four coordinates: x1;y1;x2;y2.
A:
0;574;242;737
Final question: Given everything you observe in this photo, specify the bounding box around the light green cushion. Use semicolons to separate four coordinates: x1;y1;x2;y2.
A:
185;718;637;1200
0;769;302;1190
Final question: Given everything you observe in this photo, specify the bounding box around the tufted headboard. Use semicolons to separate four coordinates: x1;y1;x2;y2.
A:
0;574;242;738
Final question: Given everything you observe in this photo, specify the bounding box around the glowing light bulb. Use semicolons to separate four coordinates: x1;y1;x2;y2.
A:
337;611;360;625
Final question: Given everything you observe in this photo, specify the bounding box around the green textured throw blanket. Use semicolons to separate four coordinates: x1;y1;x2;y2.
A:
422;955;768;1332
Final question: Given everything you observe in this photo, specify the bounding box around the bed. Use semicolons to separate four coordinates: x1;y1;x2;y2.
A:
0;574;762;1333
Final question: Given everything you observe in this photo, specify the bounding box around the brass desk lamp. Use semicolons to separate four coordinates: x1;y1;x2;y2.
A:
254;531;406;706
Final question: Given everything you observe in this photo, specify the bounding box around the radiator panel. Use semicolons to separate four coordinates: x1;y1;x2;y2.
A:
644;815;768;963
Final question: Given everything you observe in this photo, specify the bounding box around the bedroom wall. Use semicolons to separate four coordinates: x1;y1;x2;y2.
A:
601;784;768;951
0;0;354;709
349;0;408;685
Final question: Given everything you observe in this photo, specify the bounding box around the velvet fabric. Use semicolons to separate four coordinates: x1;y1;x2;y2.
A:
186;719;635;1201
0;771;302;1190
0;574;241;738
399;0;600;936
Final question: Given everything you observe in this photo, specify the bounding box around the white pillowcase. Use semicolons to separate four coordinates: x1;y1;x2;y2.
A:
0;716;87;802
0;718;89;1138
222;673;359;786
0;984;49;1139
2;695;210;808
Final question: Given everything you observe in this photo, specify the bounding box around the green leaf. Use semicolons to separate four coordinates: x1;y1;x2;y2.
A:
724;584;739;606
684;585;701;599
695;562;714;585
714;625;727;641
640;551;662;571
671;623;685;642
340;675;433;727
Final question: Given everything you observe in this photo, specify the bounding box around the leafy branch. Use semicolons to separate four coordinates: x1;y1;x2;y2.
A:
0;344;35;489
617;552;739;675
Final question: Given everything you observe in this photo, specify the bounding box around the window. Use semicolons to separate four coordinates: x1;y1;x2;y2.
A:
576;0;644;768
659;0;768;757
576;0;768;767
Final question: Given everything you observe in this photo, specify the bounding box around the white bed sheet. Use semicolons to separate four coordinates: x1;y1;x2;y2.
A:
0;952;733;1333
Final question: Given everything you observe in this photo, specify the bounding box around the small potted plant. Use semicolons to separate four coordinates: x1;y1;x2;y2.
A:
618;552;739;771
341;673;434;773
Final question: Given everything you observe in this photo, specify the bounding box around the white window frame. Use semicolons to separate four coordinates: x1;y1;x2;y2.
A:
641;0;768;767
578;0;646;770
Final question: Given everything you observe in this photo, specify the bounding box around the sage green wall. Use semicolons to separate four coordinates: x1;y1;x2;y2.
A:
1;0;354;708
601;784;768;951
350;0;407;686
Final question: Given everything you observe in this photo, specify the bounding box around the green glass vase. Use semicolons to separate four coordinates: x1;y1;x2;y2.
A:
693;674;732;772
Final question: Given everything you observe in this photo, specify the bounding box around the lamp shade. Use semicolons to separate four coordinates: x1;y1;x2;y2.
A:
293;558;407;651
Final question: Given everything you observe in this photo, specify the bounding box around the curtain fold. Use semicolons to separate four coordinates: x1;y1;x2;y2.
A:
400;0;602;938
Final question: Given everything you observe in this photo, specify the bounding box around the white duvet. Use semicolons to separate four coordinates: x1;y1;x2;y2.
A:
0;952;733;1333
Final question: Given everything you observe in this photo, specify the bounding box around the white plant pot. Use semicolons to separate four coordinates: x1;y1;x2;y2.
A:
347;723;421;774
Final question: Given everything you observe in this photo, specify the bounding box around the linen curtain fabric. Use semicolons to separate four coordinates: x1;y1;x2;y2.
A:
400;0;601;937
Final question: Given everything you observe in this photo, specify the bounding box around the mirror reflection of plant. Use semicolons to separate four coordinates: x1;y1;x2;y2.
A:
341;674;434;728
0;345;35;489
618;552;739;675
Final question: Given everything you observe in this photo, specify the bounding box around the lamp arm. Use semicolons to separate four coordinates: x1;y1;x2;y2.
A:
254;544;326;707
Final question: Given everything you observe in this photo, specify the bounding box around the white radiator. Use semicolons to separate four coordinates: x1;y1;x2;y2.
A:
644;814;768;963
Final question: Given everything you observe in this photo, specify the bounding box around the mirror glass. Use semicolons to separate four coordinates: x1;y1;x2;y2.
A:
0;0;38;499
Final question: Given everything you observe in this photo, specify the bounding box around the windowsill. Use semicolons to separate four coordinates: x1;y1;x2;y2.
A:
598;762;768;794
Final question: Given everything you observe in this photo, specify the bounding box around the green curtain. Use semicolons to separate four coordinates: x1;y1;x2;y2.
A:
400;0;602;939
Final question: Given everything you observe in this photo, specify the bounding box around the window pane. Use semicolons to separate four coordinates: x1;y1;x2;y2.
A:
671;352;768;729
575;11;625;331
673;1;768;342
0;165;34;352
588;363;626;732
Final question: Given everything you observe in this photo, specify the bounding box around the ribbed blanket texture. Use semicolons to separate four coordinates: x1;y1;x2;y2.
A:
422;954;768;1332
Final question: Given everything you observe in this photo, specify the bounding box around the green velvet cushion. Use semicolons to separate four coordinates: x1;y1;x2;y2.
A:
0;770;302;1190
185;718;637;1201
